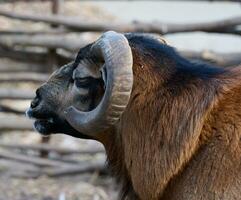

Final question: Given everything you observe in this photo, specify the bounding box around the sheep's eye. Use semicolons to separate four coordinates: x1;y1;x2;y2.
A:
74;77;92;88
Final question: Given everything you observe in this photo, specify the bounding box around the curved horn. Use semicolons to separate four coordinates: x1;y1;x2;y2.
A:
64;31;133;135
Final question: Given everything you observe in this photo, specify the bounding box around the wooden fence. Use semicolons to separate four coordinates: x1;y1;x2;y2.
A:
0;0;240;178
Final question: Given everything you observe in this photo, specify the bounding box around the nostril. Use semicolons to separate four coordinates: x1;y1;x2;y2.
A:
36;88;41;98
30;88;42;108
31;96;40;108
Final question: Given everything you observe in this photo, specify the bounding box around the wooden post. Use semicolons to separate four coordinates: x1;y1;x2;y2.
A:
52;0;63;15
47;0;62;72
41;0;64;157
40;136;51;158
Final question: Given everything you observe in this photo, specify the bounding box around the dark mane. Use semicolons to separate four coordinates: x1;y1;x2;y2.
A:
126;33;226;77
104;34;240;200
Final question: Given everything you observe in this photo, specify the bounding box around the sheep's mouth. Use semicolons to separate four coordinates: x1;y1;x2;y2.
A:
26;107;62;135
26;108;93;139
34;118;56;135
34;117;93;139
32;116;62;136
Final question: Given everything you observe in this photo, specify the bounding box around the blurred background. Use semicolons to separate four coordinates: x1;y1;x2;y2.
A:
0;0;240;200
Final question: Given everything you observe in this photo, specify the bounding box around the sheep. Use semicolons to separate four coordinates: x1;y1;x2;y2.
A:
26;31;241;200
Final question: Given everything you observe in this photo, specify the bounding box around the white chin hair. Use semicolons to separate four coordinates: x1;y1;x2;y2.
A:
25;108;32;119
33;120;52;136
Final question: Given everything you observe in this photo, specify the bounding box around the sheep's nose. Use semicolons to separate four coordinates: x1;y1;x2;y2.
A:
31;89;41;108
31;98;40;108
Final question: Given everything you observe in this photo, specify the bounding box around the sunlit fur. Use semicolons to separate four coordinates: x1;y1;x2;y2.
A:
31;34;241;200
102;35;241;199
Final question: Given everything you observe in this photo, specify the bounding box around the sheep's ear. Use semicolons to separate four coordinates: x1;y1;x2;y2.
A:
73;59;102;80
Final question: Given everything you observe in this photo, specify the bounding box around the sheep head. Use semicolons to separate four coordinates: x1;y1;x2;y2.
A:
26;31;134;138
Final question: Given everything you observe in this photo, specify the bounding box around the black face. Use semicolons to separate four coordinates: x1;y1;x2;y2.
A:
26;65;88;139
26;50;104;139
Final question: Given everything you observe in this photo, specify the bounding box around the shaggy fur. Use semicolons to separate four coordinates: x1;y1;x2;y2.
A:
29;34;241;200
98;36;241;199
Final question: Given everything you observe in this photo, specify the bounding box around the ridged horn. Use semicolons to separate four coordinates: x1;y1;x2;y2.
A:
64;31;133;135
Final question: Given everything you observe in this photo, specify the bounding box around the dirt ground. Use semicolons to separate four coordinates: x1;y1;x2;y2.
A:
0;1;119;200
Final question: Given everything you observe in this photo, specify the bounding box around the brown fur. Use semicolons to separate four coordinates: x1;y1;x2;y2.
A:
31;35;241;200
96;39;241;199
